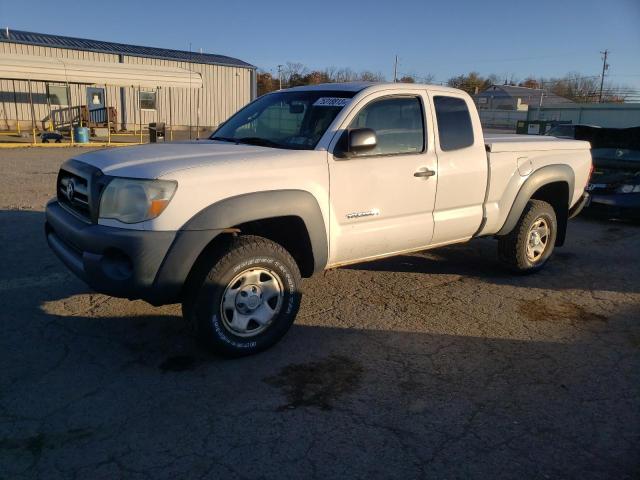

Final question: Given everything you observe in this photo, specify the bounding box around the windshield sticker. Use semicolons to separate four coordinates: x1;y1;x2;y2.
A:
313;97;351;107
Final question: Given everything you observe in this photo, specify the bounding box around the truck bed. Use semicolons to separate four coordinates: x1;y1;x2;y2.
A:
484;134;590;153
479;133;592;237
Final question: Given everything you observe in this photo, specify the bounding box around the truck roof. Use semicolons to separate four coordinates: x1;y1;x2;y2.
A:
285;82;464;95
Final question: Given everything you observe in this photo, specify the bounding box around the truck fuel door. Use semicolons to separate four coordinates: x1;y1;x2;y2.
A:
517;156;533;176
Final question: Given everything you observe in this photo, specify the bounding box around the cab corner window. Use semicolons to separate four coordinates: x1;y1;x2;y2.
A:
433;96;474;151
349;96;425;156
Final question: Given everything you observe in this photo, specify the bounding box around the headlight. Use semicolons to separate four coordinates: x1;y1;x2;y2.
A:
99;178;177;223
616;184;640;194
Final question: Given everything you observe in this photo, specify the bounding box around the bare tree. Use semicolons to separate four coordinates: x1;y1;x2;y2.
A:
359;70;386;82
333;68;358;83
282;62;308;88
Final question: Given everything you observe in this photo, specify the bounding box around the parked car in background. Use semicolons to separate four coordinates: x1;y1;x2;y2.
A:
586;147;640;220
546;125;640;219
40;131;64;143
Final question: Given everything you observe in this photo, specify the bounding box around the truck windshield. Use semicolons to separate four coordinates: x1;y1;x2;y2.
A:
211;90;356;150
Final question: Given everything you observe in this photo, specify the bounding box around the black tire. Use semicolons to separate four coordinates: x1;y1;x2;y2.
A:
42;138;49;143
498;199;557;274
182;235;302;357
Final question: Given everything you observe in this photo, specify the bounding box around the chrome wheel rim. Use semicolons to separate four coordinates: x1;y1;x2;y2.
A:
219;267;284;337
526;217;550;262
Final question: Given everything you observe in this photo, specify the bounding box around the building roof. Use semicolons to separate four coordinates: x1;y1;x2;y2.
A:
0;29;255;69
0;53;203;88
477;84;574;105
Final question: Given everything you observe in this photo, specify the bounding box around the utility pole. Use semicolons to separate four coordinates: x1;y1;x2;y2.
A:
598;50;609;103
277;65;283;90
393;55;398;83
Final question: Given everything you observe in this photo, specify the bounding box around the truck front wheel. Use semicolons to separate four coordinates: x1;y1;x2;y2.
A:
183;235;302;357
498;199;557;273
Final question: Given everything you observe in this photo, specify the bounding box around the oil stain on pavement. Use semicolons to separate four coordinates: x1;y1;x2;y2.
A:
264;355;364;411
519;298;608;323
159;355;199;372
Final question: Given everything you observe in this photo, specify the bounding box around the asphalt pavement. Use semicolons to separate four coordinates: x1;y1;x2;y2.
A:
1;147;639;479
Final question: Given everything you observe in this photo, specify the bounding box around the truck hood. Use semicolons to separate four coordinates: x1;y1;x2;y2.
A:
72;141;300;178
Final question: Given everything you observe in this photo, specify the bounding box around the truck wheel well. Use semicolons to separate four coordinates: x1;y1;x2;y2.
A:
530;181;569;246
180;216;315;303
233;216;315;278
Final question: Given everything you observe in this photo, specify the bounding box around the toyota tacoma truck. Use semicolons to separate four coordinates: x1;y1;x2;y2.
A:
46;82;592;356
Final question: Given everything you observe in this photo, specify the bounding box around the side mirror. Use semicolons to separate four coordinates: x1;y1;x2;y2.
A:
349;128;377;153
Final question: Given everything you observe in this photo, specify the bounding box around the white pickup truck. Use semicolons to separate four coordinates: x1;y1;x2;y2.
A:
46;82;592;356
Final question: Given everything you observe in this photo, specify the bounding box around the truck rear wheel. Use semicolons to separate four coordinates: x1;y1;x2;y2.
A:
498;199;557;273
182;235;302;357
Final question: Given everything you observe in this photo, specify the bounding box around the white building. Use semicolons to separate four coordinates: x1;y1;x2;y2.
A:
0;29;256;132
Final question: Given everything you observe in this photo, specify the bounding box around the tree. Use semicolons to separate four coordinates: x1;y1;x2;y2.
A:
399;75;416;83
447;71;491;95
328;67;358;83
519;77;541;89
359;70;385;82
282;62;308;88
257;71;278;96
302;70;331;85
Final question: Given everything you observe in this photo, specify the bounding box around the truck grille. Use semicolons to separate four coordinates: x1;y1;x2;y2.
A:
57;169;91;221
56;160;108;223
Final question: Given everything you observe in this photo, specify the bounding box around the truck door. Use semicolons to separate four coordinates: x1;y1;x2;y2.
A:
428;93;487;244
327;91;438;265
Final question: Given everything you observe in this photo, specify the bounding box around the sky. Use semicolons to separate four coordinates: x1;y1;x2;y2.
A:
1;0;639;93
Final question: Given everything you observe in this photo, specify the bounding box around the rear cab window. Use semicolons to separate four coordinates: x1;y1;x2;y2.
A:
433;96;474;151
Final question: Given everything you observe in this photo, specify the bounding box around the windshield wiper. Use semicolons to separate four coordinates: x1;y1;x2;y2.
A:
210;136;239;143
236;137;284;149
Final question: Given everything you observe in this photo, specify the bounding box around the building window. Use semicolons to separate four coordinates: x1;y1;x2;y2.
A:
87;87;105;110
140;91;157;110
47;85;69;106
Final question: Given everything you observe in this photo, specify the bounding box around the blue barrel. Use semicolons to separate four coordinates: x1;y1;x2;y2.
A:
73;126;90;143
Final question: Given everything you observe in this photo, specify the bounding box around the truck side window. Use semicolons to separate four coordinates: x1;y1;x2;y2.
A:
433;96;474;151
349;96;425;156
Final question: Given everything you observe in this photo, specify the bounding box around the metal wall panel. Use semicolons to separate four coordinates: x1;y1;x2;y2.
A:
121;55;252;129
0;42;252;131
527;104;640;129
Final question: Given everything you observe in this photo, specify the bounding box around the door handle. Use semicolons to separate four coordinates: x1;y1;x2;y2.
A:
414;169;435;178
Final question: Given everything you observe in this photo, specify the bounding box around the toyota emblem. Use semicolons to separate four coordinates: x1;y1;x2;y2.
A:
66;179;75;201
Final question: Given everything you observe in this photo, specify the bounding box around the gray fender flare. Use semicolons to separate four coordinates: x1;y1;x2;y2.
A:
184;189;328;272
152;190;328;302
497;164;574;236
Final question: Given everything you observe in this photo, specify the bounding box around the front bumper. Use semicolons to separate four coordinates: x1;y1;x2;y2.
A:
45;200;178;304
46;200;227;305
